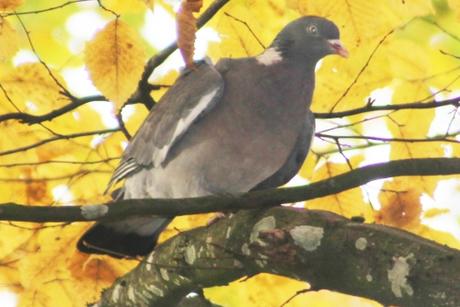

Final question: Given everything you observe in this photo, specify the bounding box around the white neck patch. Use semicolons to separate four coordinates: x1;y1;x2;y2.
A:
256;48;283;66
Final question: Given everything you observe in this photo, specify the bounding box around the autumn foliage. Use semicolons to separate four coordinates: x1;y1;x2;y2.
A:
0;0;459;306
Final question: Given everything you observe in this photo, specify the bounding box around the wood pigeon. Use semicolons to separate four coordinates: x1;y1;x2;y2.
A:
77;16;348;258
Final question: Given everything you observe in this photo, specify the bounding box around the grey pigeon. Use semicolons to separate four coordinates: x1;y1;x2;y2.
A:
77;16;348;258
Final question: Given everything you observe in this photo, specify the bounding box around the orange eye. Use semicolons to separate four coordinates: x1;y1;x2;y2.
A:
307;24;318;34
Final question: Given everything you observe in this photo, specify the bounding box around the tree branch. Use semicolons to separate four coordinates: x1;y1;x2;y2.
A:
316;131;460;144
97;208;460;307
0;158;459;223
0;0;230;124
0;95;106;124
314;96;460;119
135;0;230;109
0;128;120;157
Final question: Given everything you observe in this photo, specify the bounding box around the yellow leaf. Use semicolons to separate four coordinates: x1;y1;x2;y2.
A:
142;0;154;9
296;0;431;47
208;2;297;59
298;152;318;180
0;63;70;112
205;274;310;307
418;225;460;249
102;0;151;14
376;179;423;230
307;156;374;220
68;252;136;303
0;0;22;11
0;18;20;63
205;273;380;307
386;39;430;80
312;42;392;112
85;19;146;108
424;207;450;218
448;0;460;20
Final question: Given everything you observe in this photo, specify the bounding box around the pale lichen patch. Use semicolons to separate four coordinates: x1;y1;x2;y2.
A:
233;259;243;268
241;243;250;256
226;226;232;239
111;284;122;303
145;252;155;271
81;204;108;220
250;216;276;246
172;278;181;286
289;225;324;251
160;268;170;281
127;285;136;302
185;245;197;265
146;284;164;297
355;237;368;251
430;292;447;300
387;253;415;298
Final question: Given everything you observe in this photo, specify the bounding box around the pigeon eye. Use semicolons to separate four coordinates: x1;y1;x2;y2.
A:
307;25;318;34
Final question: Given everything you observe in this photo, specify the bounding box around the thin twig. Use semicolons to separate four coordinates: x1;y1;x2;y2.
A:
0;170;110;182
15;14;74;98
316;131;460;144
0;128;120;157
315;96;460;119
0;0;93;17
330;29;394;111
0;157;120;168
0;95;107;124
224;12;266;49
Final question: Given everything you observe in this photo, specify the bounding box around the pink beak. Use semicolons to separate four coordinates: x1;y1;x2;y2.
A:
327;39;349;58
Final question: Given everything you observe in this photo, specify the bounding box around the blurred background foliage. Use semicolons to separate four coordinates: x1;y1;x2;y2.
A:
0;0;459;306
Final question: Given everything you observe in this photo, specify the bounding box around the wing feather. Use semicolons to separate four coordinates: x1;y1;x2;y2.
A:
106;60;224;190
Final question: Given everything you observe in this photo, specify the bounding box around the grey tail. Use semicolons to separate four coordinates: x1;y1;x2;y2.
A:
77;217;171;258
78;187;171;258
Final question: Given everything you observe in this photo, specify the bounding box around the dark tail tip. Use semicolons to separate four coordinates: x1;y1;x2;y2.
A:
77;223;158;259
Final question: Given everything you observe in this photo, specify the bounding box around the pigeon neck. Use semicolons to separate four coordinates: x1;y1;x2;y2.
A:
256;47;317;73
268;39;323;69
256;47;283;66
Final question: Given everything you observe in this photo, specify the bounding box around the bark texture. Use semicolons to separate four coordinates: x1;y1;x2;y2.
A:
97;208;460;307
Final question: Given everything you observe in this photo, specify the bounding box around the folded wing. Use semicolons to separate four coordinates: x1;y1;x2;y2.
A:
107;61;225;190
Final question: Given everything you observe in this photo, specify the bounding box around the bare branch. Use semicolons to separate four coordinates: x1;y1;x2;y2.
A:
0;169;110;182
330;29;394;111
0;128;120;157
0;157;119;168
0;0;93;17
315;96;460;119
15;14;74;98
223;12;266;49
0;95;106;124
135;0;230;109
0;158;459;223
316;131;460;144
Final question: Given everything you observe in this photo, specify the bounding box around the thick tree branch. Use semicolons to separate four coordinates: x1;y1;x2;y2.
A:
97;208;460;307
0;158;459;223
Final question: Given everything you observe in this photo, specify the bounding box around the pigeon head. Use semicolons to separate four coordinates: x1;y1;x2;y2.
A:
269;16;348;64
